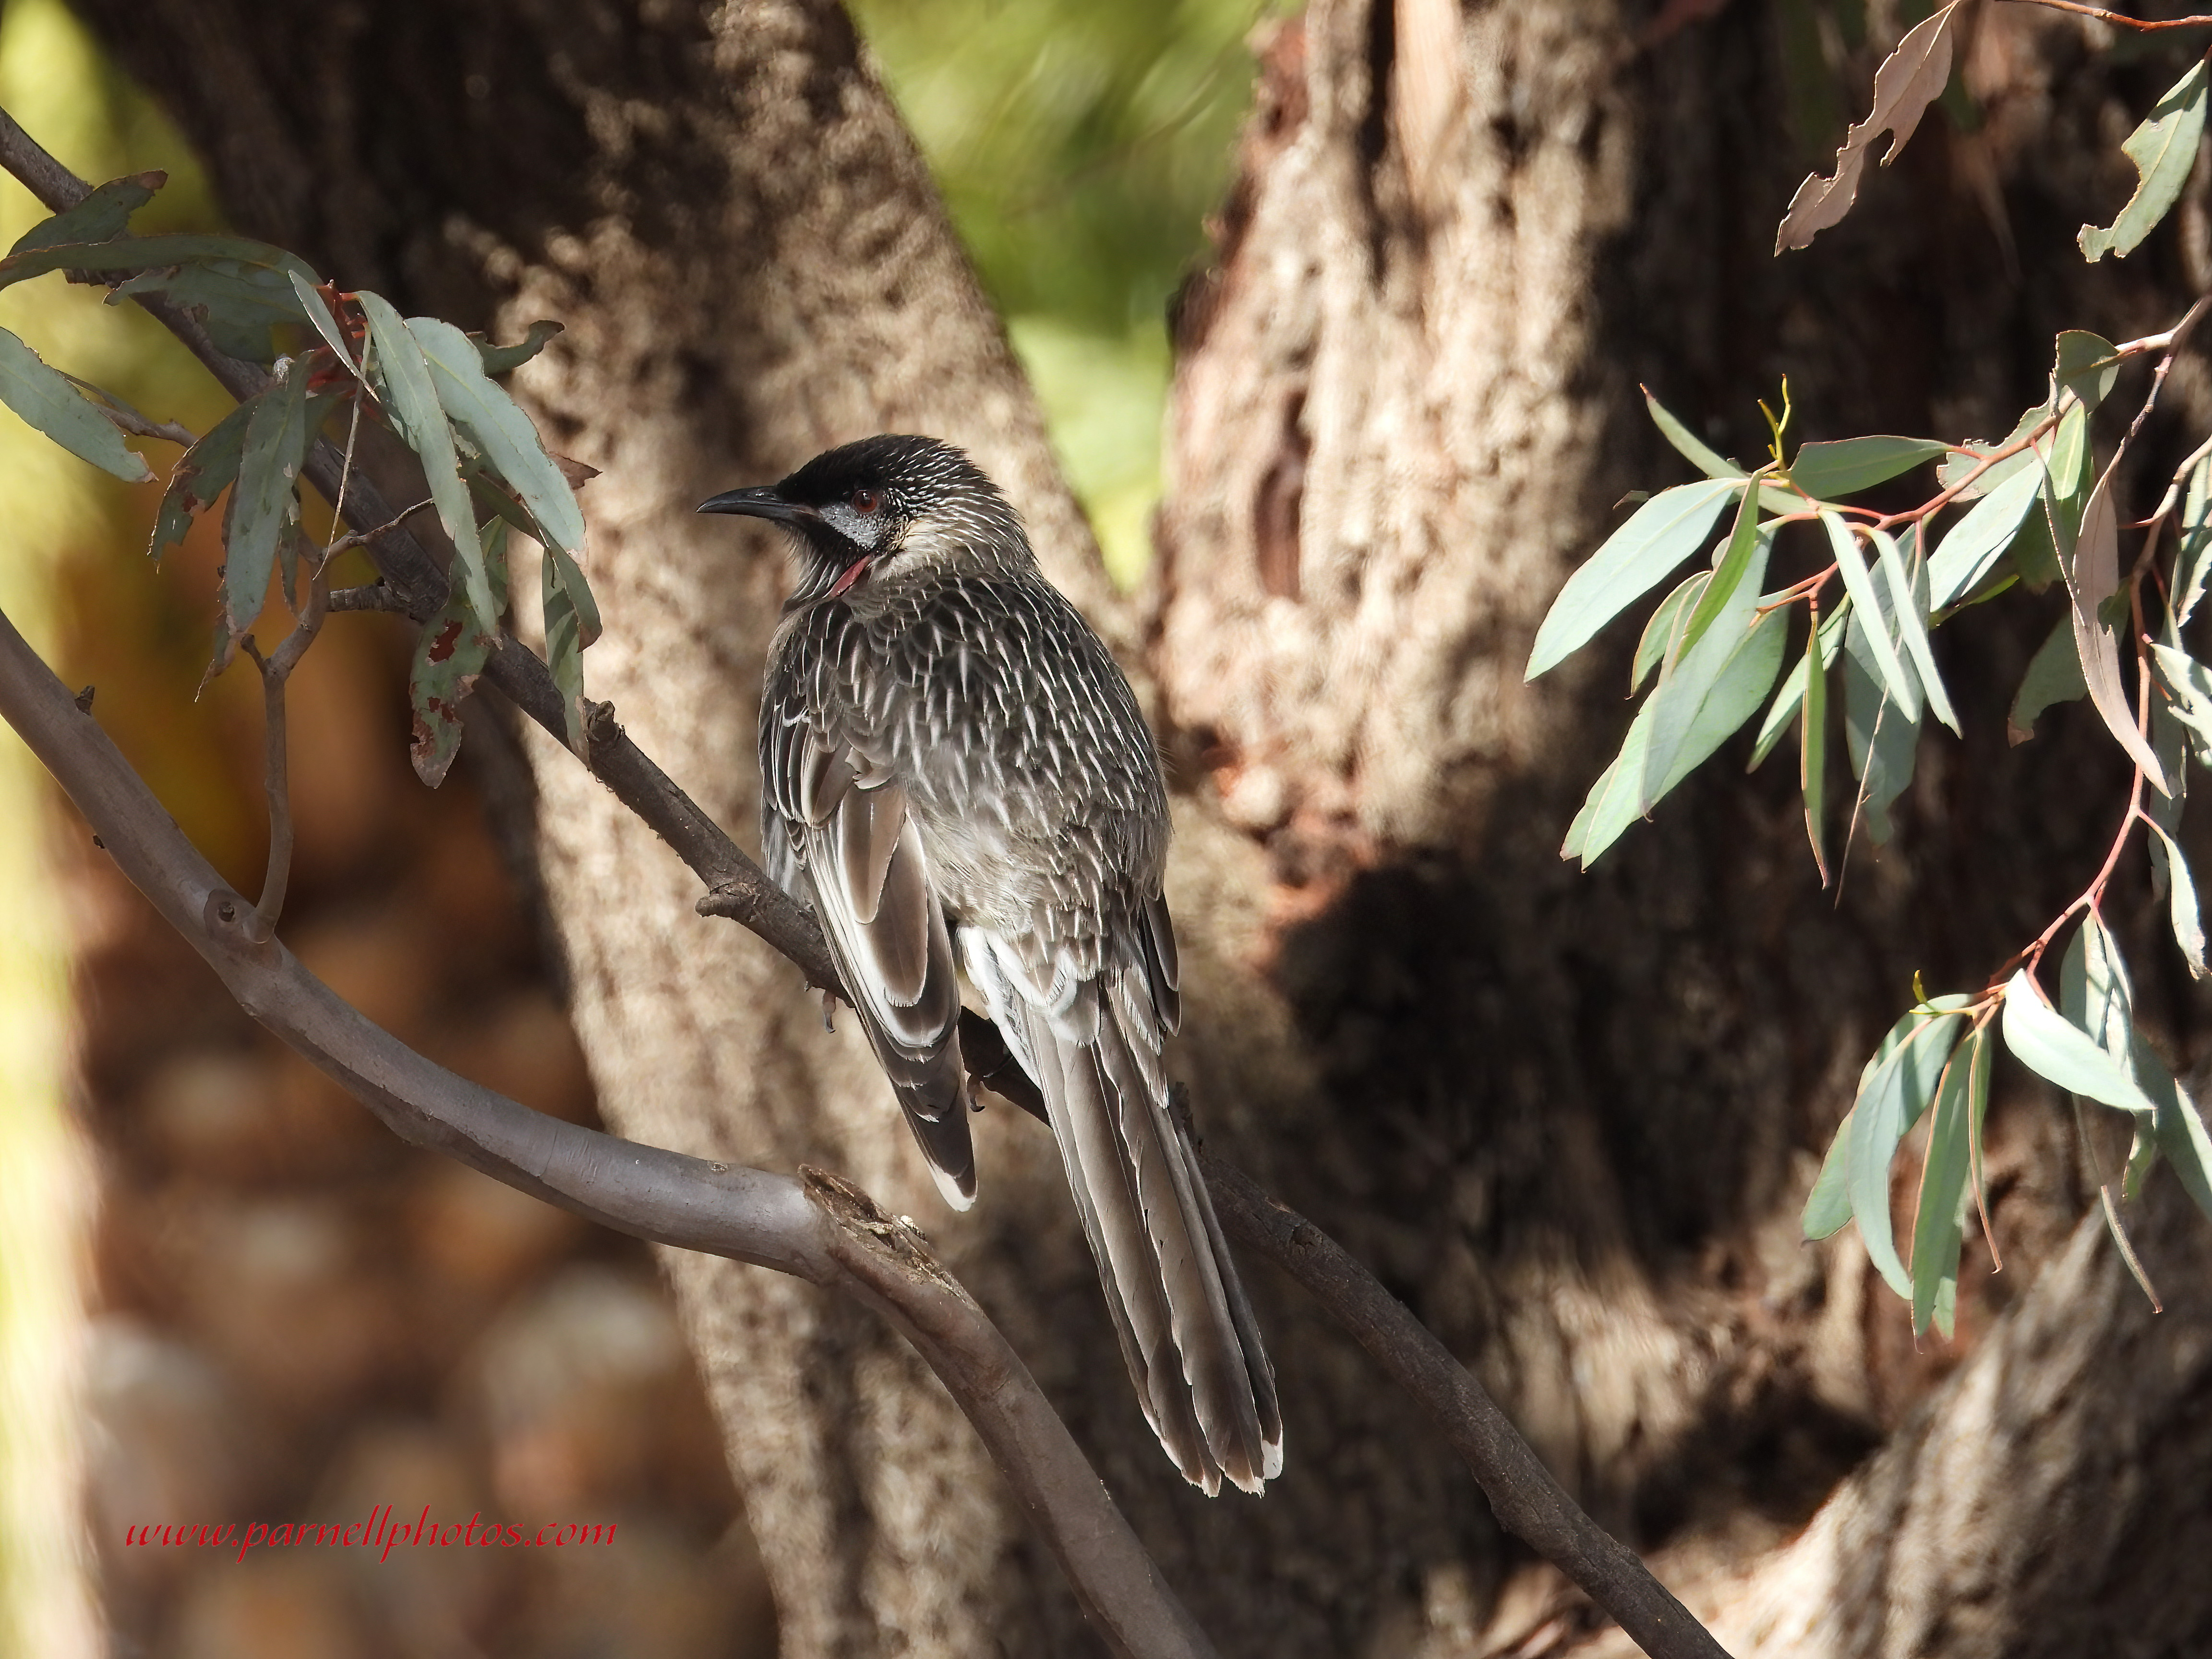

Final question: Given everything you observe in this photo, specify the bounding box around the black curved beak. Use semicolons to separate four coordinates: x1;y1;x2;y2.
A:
697;486;819;524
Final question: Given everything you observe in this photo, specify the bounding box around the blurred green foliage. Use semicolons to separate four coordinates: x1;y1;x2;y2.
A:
851;0;1270;584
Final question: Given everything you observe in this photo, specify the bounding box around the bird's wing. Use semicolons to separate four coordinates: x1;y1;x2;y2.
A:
963;920;1281;1494
765;706;976;1210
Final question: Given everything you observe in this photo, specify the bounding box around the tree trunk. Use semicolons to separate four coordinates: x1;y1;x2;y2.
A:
75;0;2212;1651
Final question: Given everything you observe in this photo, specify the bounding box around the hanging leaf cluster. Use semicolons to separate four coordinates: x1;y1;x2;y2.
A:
1532;22;2212;1329
0;171;589;786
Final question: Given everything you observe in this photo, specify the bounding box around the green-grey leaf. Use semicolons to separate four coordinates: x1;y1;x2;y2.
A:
225;358;313;635
1929;460;2042;610
1804;1104;1857;1239
1566;603;1787;866
2054;331;2122;410
1851;1001;1970;1299
475;319;563;376
149;397;257;562
2080;60;2210;262
1803;612;1831;883
1874;526;1957;733
0;326;152;482
543;542;589;757
1911;1028;1982;1336
408;569;496;788
406;316;587;554
355;290;493;630
2171;454;2212;641
9;171;160;256
2144;1054;2212;1221
1645;527;1776;804
1680;476;1766;661
2008;614;2086;742
0;231;317;291
1750;601;1850;768
1641;389;1798;509
1824;511;1918;720
2060;912;2134;1064
2146;820;2208;979
1940;400;2053;496
1631;571;1711;693
1788;435;1948;501
1842;613;1922;847
2152;641;2212;756
1527;478;1739;679
286;269;355;365
2000;968;2164;1117
2070;477;2172;794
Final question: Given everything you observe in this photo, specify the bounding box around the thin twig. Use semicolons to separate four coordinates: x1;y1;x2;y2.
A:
239;558;330;932
325;496;436;557
2000;0;2212;30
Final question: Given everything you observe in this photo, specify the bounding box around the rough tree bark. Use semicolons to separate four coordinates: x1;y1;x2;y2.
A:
72;0;2212;1653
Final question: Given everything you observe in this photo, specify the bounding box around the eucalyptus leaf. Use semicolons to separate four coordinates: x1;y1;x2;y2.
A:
1751;601;1850;768
1842;611;1922;847
475;319;563;376
286;270;355;366
2080;60;2210;262
1911;1028;1984;1336
1804;1103;1857;1239
406;315;588;554
1632;571;1711;692
224;357;313;635
1874;526;1957;733
2000;968;2165;1117
2069;477;2171;794
2054;330;2123;410
1939;399;2052;496
1565;604;1787;866
1529;479;1739;679
2154;642;2212;769
1679;476;1765;658
149;397;256;562
0;326;152;482
1803;614;1831;884
1849;999;1971;1299
1643;527;1776;805
356;290;494;629
1929;460;2043;609
407;525;503;787
1641;389;1798;509
9;171;160;256
2170;453;2212;641
543;542;589;757
1788;435;1948;501
2008;614;2086;743
1824;511;1919;720
2145;820;2208;978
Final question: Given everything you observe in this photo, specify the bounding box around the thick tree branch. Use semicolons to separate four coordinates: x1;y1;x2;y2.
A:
0;105;1728;1659
0;594;1214;1659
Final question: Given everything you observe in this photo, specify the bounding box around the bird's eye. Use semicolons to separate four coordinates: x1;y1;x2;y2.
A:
851;487;882;515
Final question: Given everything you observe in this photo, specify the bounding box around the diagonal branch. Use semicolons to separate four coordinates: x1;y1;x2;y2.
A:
1202;1157;1730;1659
0;592;1214;1659
0;105;1730;1659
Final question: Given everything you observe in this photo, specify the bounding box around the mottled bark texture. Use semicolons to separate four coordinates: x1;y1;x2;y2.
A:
72;0;2212;1652
1152;0;2212;1654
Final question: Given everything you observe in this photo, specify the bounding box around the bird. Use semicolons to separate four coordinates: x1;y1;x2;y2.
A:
699;434;1282;1495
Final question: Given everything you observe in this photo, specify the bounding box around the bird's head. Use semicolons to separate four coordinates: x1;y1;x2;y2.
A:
697;434;1029;602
